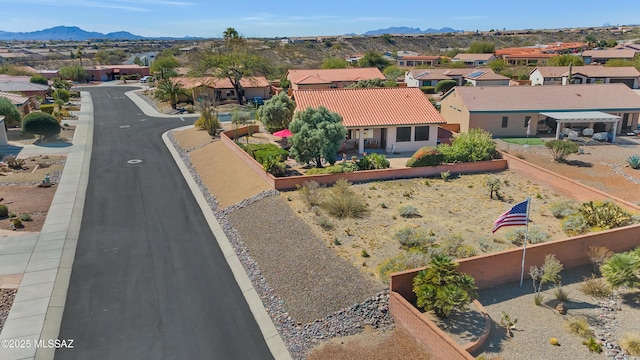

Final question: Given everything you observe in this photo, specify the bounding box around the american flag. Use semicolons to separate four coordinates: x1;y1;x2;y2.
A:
492;198;530;233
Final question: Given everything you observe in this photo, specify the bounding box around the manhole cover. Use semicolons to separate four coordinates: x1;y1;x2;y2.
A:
127;159;142;164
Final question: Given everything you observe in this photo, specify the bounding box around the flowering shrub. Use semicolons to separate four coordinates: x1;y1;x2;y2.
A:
405;146;444;167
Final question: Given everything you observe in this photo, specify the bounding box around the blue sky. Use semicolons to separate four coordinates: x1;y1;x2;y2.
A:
1;0;639;38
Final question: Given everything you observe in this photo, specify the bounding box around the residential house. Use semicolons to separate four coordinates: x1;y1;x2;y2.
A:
345;54;363;65
496;42;587;66
0;79;48;98
0;91;34;116
85;65;150;82
582;49;636;65
396;55;441;67
405;68;509;88
440;84;640;138
530;66;639;88
614;43;640;55
286;68;385;91
172;76;271;104
451;53;497;66
292;87;445;154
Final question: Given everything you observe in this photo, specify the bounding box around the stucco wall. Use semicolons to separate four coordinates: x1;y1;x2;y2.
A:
468;112;539;137
440;92;471;132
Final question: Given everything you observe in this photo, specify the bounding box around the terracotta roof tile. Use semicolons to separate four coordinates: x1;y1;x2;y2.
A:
293;87;445;128
172;76;269;89
0;91;29;105
446;83;640;112
453;53;495;61
287;68;385;84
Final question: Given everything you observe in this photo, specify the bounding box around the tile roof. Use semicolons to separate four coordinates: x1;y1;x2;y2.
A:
0;80;48;92
287;68;385;84
293;87;445;128
172;76;269;89
445;83;640;112
566;66;640;78
0;91;29;105
408;69;453;81
464;71;510;81
452;53;495;61
398;55;440;60
582;49;636;59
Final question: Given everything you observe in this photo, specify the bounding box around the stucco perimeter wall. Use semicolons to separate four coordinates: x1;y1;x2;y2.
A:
273;159;508;190
503;151;640;213
220;127;275;188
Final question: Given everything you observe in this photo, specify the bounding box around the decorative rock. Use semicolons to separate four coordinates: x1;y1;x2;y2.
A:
555;302;567;315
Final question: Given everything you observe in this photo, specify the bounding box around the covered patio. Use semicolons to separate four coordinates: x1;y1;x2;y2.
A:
540;111;621;142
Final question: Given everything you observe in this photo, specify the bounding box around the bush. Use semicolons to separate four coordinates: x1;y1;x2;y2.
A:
485;177;501;199
587;246;613;272
305;162;359;174
419;86;436;94
22;112;61;139
316;216;334;231
506;226;550;246
545;139;579;162
394;227;434;250
358;153;390;170
628;155;640;169
435;79;457;94
11;218;22;228
405;146;444;167
18;212;32;221
39;104;55;114
54;89;70;103
554;286;570;301
262;156;287;177
578;274;613;300
398;205;420;218
550;200;577;218
620;333;640;356
0;97;22;127
582;337;603;353
299;181;322;207
242;143;288;164
3;155;25;170
564;316;594;339
377;252;430;283
578;200;636;230
322;179;368;219
438;129;496;163
0;204;8;218
562;213;589;235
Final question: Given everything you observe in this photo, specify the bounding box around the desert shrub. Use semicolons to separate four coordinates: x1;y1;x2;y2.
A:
627;155;640;169
22;112;61;139
582;337;603;353
11;218;21;227
305;162;358;174
541;254;563;287
438;129;496;163
316;216;334;231
300;181;322;207
243;143;288;164
620;333;640;356
550;200;577;218
0;204;8;218
549;337;560;346
564;316;594;339
262;156;287;177
440;234;465;257
485;177;501;199
435;79;457;94
578;201;636;230
398;205;420;218
194;107;221;136
578;274;613;300
18;212;32;221
554;286;570;301
419;86;436;94
394;227;434;250
562;213;589;235
54;89;70;103
39;104;55;114
587;246;613;272
600;251;640;290
440;171;451;181
405;146;444;167
545;139;579;162
0;97;22;127
3;155;25;170
322;179;368;219
357;153;390;170
377;251;430;283
506;226;549;246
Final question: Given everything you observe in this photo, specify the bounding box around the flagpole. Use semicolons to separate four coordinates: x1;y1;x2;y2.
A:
520;197;532;287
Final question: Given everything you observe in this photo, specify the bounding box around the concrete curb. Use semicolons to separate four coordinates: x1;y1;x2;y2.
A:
162;127;292;360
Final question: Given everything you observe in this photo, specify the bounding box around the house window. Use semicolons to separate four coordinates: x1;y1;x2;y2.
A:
502;116;508;128
415;126;430;141
525;116;531;127
396;127;411;142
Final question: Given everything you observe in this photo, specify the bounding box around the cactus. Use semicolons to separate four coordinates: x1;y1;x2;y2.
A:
628;155;640;169
501;311;518;336
550;337;560;346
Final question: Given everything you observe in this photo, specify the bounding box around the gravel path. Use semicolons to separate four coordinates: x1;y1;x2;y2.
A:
0;289;17;333
169;132;394;359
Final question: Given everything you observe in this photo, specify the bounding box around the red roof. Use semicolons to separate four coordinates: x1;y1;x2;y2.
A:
293;87;445;128
172;76;269;89
287;68;385;85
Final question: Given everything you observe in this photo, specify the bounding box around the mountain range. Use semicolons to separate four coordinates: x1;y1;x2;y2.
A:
361;26;462;36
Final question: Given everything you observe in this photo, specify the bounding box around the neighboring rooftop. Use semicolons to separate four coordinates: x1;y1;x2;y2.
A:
287;68;385;84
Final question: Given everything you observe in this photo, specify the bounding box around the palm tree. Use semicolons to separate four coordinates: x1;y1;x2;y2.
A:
600;252;640;290
155;80;189;109
412;253;478;318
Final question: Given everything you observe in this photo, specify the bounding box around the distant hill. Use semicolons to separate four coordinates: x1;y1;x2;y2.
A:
0;26;144;41
362;27;462;36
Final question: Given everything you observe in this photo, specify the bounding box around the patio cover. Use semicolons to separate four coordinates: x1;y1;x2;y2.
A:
540;111;621;141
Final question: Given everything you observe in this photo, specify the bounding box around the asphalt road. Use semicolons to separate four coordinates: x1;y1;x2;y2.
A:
55;87;274;360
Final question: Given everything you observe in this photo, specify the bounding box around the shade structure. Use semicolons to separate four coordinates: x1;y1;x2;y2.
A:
273;129;293;138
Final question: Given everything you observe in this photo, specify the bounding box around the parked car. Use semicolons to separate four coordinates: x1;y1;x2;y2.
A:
253;97;264;106
140;76;155;83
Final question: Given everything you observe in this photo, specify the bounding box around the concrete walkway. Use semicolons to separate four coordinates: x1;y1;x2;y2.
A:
0;88;291;360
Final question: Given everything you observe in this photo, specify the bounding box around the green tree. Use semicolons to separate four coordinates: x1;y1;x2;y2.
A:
435;79;456;94
0;97;22;127
22;112;61;140
288;106;347;168
347;78;386;88
223;27;240;42
150;53;180;81
54;89;70;103
357;50;391;71
545;139;579;162
412;254;478;318
133;56;142;66
488;58;508;73
383;65;405;82
58;64;86;82
605;59;635;67
258;92;296;133
53;78;72;91
321;57;348;69
548;54;584;66
76;46;84;67
155;79;189;109
30;75;48;85
600;250;640;290
200;45;268;105
468;41;495;53
438;128;496;163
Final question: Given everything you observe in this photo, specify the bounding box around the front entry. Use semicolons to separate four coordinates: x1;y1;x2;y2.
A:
380;128;387;150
